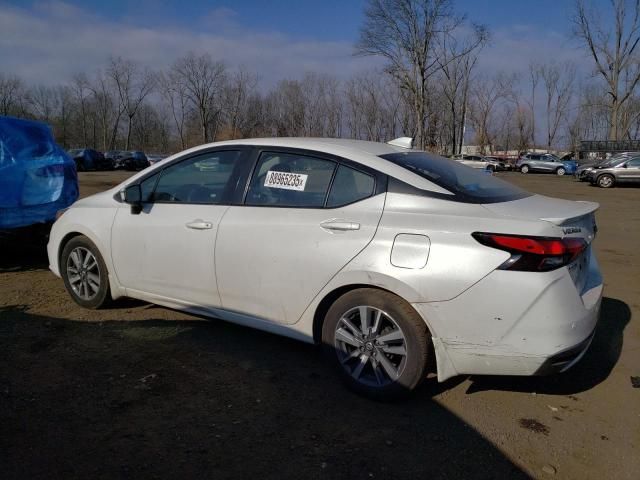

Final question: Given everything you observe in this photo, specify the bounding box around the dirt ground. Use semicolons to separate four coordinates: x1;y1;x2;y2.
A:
1;170;638;479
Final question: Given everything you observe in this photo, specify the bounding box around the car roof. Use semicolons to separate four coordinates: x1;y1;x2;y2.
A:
124;137;453;195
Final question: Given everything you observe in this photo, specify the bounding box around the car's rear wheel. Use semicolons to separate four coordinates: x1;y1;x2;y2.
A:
556;167;566;176
487;165;495;173
322;288;430;400
597;174;615;188
61;236;111;309
520;165;529;174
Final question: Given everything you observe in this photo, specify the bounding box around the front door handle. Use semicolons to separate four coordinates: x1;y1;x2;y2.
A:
320;219;360;232
186;220;213;230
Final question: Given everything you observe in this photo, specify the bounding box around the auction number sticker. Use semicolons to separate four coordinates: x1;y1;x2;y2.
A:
264;170;308;191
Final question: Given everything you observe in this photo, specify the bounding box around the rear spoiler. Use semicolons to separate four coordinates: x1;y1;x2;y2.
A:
540;201;599;225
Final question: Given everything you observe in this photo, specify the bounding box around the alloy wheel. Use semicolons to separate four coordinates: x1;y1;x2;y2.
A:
66;247;101;300
598;175;614;188
334;305;408;387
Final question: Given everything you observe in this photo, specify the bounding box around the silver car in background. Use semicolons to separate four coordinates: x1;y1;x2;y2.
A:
586;155;640;187
516;153;571;175
452;154;502;172
47;138;603;399
575;152;639;182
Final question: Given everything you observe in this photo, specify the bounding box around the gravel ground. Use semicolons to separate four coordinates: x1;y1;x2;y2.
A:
1;170;638;479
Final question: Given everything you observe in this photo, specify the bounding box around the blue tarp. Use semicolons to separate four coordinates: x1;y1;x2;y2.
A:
0;116;78;229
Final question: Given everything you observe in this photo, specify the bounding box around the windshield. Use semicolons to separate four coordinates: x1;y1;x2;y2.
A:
380;152;531;203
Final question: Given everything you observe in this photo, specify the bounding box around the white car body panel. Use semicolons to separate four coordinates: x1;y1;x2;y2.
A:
111;203;228;307
215;194;385;325
47;137;604;383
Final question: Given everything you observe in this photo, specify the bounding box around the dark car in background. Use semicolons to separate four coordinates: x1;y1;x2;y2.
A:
0;116;78;230
114;151;149;170
67;148;112;171
105;150;125;164
586;155;640;188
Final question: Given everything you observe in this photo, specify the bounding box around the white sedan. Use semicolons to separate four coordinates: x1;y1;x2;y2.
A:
47;138;603;399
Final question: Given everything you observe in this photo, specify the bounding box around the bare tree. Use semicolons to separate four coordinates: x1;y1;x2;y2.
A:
356;0;487;149
222;68;258;139
158;70;190;149
527;62;541;147
107;57;155;150
469;72;515;153
0;74;27;116
539;61;576;150
28;85;58;122
172;53;226;143
438;30;485;154
573;0;640;139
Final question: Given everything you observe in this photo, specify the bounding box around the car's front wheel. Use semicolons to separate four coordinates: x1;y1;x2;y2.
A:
520;165;529;174
322;288;430;400
597;174;615;188
556;167;566;176
60;235;111;309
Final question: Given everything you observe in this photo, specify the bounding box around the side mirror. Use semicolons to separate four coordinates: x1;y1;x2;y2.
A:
123;184;143;214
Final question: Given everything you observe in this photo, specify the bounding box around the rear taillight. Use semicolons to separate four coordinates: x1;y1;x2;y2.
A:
472;232;587;272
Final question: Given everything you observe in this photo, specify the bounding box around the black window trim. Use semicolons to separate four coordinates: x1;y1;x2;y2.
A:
238;146;386;210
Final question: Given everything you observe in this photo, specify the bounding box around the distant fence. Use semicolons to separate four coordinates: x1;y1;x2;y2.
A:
580;140;640;153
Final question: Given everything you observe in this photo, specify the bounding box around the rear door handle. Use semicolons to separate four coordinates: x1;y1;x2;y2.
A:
186;220;213;230
320;219;360;232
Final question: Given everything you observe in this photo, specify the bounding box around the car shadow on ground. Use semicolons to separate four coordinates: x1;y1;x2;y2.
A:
0;226;51;272
465;297;630;395
0;304;531;479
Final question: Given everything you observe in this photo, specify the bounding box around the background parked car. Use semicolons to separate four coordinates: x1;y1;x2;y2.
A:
587;155;640;187
105;150;125;164
575;152;640;181
483;156;512;171
516;153;577;175
68;148;112;171
147;153;168;165
0;116;78;230
114;151;149;170
452;154;502;171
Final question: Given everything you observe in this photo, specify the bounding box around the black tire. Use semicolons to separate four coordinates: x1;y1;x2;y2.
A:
322;288;430;400
520;164;529;174
60;235;111;309
596;174;615;188
487;165;495;173
556;167;566;176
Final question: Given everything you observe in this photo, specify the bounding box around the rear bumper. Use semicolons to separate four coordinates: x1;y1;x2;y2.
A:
414;249;603;381
534;328;596;375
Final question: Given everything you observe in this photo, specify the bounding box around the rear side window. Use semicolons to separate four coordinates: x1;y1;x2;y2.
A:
380;152;531;204
326;165;375;207
245;152;336;207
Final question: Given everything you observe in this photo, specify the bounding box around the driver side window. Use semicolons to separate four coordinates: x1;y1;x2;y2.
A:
150;151;242;204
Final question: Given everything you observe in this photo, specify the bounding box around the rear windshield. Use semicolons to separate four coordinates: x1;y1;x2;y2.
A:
380;152;531;203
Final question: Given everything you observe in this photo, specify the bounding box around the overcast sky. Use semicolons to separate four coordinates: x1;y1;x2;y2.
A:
1;0;593;87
